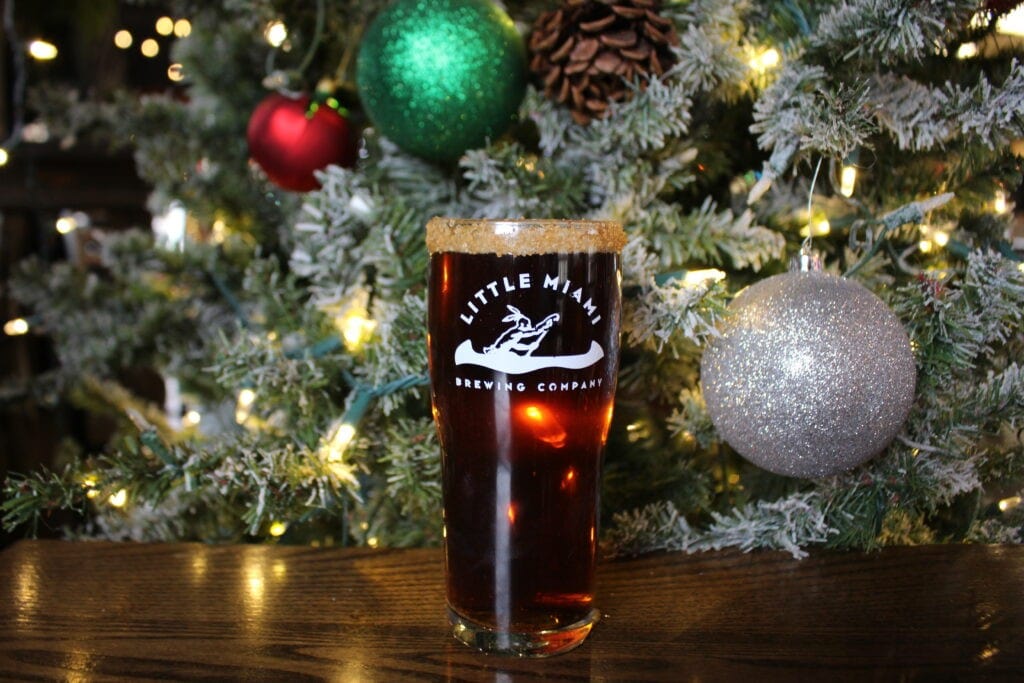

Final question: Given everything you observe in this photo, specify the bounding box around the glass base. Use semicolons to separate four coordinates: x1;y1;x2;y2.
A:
447;607;599;657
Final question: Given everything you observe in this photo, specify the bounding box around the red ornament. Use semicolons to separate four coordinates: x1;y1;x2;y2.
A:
246;93;357;192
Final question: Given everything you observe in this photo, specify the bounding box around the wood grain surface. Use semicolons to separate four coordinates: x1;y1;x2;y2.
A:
1;540;1022;681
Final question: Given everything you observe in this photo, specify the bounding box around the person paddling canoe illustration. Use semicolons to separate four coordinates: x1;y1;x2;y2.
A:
484;306;559;356
454;305;603;373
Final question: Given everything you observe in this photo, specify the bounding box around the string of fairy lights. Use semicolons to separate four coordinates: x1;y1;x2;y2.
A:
0;5;193;170
3;4;1024;528
111;13;191;83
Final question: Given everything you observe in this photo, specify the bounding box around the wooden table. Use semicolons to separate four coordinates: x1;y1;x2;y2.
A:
1;540;1022;681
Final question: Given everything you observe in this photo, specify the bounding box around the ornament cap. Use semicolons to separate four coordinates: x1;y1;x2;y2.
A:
791;245;824;273
262;70;291;91
315;77;337;96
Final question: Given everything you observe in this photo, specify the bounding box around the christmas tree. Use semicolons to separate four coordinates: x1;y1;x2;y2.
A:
3;0;1024;558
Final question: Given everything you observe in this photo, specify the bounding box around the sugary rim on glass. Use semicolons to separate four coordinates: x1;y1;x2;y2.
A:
426;217;627;256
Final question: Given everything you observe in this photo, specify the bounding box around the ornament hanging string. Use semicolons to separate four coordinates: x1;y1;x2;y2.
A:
799;156;824;270
264;0;326;88
333;23;364;88
297;0;327;77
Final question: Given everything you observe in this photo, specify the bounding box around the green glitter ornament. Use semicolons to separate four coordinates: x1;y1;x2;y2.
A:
356;0;527;163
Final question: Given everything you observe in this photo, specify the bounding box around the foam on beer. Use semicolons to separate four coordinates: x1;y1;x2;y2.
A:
426;217;626;256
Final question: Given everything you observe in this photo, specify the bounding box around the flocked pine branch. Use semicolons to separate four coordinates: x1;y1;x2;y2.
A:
459;143;588;219
605;492;836;560
752;62;877;160
2;421;366;542
663;0;753;102
8;231;237;393
358;293;430;415
372;416;442;523
623;275;729;354
666;388;718;450
636;198;786;271
811;0;978;65
873;64;1024;152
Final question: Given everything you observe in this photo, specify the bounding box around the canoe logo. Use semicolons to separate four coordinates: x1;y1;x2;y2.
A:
455;304;604;375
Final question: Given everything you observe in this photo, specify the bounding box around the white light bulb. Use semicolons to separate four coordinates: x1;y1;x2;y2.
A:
750;47;780;72
4;318;30;336
264;21;288;47
999;496;1022;512
839;165;857;197
155;16;174;36
326;423;356;460
56;215;77;234
235;388;256;423
114;30;133;49
800;218;830;238
28;40;58;61
997;6;1024;35
956;42;978;59
340;311;377;351
994;189;1008;214
682;269;727;288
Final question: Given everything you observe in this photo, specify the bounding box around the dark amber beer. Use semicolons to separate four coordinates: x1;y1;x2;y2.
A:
426;217;625;656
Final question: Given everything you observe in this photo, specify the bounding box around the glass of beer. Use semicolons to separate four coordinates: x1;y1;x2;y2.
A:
426;217;625;657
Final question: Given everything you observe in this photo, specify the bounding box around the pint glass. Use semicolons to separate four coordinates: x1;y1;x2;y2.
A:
426;217;625;656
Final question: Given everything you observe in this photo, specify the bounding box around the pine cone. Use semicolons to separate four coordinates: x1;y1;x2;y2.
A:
528;0;679;125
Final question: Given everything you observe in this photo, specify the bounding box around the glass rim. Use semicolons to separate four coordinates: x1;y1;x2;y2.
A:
426;216;626;256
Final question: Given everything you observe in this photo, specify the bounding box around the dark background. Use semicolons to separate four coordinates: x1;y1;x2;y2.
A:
0;0;179;543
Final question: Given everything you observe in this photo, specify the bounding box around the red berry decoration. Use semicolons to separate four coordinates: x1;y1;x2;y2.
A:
246;92;357;192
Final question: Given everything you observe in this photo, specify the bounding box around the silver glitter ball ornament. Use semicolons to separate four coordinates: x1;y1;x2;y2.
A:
700;270;916;478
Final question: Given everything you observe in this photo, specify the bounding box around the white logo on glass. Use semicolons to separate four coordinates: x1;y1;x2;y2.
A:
454;305;604;374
